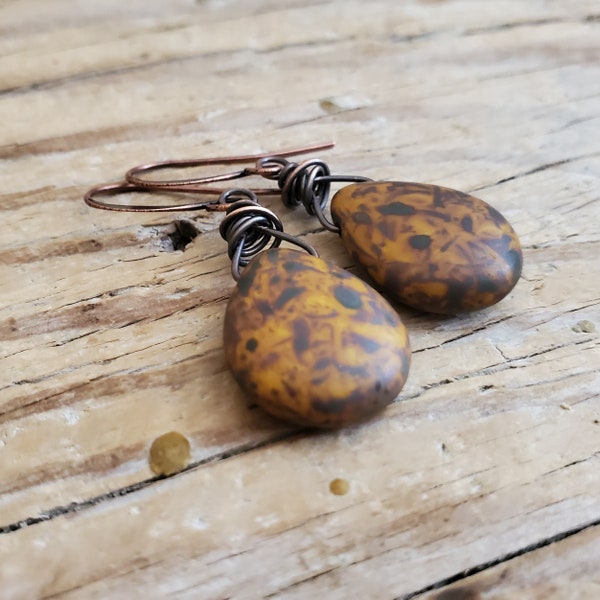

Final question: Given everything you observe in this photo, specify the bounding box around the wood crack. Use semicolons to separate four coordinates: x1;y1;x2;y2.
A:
398;520;600;599
462;16;591;36
0;347;223;421
0;38;341;99
401;337;597;402
412;314;514;354
0;429;303;534
542;452;599;477
470;151;600;192
261;511;600;598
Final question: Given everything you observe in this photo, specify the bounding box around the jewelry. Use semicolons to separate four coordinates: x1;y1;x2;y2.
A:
84;184;411;428
126;143;522;315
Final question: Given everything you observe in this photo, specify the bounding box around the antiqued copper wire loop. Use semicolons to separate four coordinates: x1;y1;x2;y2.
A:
125;142;335;193
84;182;231;212
255;157;371;234
218;189;318;280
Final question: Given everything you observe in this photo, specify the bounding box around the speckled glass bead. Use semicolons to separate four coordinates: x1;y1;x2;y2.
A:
223;248;411;428
330;181;522;314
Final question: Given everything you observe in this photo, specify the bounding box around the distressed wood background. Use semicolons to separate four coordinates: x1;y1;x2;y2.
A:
1;0;599;598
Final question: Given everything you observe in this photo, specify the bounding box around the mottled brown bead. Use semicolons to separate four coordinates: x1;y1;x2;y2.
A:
223;248;410;428
331;181;523;314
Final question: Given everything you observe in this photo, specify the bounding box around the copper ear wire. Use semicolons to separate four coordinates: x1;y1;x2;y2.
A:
84;140;369;239
85;142;336;213
125;141;335;193
84;182;232;213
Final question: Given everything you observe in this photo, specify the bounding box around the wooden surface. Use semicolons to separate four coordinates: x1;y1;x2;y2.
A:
1;1;599;598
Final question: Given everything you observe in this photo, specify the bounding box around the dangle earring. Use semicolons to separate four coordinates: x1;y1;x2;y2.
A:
84;184;411;428
127;145;522;315
252;157;523;315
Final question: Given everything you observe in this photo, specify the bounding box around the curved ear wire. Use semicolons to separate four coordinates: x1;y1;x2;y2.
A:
83;142;370;224
83;182;232;212
124;141;335;192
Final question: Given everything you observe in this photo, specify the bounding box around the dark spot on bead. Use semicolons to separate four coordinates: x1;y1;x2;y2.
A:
444;280;466;313
486;204;507;227
409;234;432;250
314;357;332;370
256;299;273;317
433;186;444;207
375;381;382;392
506;248;523;279
338;364;369;378
483;234;512;256
223;318;240;349
422;209;451;222
332;268;352;280
366;300;385;325
263;352;279;367
349;183;379;198
311;397;349;415
292;318;310;356
461;215;473;232
385;312;397;326
350;333;381;353
270;275;281;285
378;202;416;216
477;276;498;294
274;286;305;309
352;211;372;224
388;182;424;195
232;368;251;387
245;338;258;352
377;220;396;241
283;260;311;273
440;240;452;253
283;380;298;399
265;248;279;263
236;257;260;296
334;285;362;309
312;388;371;417
310;375;327;386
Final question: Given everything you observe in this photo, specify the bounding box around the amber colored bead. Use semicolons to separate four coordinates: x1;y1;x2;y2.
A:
330;182;522;314
149;431;191;476
223;248;410;428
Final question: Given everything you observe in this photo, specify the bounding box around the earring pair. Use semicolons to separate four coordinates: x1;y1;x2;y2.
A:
85;142;522;428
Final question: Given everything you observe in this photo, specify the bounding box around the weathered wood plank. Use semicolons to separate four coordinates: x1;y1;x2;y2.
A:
0;0;599;597
418;525;600;600
1;385;598;597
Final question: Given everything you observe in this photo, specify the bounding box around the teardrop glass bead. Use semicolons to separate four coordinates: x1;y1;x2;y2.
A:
223;248;411;428
330;182;522;314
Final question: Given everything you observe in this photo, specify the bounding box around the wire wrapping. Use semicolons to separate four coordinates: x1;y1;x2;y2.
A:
218;189;318;280
257;157;331;214
255;157;371;233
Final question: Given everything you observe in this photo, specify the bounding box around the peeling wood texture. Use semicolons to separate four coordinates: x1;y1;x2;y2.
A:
1;0;599;598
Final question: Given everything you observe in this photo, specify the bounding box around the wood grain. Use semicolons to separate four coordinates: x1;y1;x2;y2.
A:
1;0;599;598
